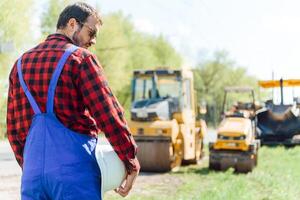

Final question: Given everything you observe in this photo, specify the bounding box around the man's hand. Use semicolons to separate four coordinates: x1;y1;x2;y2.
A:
115;158;140;197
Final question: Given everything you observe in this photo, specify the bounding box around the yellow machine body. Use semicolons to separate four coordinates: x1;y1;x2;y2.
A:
258;79;300;88
213;117;253;151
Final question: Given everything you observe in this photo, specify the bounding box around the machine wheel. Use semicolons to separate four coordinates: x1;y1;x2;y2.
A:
209;160;221;171
235;156;255;173
208;152;221;171
136;137;183;172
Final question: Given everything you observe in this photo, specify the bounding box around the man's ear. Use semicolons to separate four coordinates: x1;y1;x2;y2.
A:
67;18;78;31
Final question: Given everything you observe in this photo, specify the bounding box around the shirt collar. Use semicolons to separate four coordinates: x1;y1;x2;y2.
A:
46;33;74;44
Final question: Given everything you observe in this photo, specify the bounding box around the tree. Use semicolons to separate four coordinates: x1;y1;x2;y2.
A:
95;12;182;112
40;0;75;37
0;0;36;137
194;51;259;126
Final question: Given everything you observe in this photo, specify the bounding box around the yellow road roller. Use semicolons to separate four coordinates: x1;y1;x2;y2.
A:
128;69;206;172
209;87;260;173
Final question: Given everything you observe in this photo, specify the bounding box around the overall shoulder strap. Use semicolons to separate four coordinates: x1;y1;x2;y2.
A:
17;57;42;114
46;45;78;113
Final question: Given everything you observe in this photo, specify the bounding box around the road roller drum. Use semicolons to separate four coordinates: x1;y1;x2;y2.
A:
134;136;183;172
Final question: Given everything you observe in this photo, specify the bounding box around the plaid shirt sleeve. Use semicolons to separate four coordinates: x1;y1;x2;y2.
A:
77;54;139;174
6;65;24;167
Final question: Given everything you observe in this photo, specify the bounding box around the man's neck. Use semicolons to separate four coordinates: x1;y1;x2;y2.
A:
56;29;72;41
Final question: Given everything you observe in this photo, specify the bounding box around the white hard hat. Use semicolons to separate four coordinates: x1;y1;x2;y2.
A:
96;137;126;199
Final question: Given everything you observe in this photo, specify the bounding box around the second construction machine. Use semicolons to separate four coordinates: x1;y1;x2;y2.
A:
209;87;260;173
128;69;206;172
257;79;300;145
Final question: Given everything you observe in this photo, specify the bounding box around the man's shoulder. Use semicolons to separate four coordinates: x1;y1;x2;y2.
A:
14;40;98;68
73;46;95;60
69;46;99;68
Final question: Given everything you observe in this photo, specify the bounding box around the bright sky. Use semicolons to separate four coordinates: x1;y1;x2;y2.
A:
95;0;300;81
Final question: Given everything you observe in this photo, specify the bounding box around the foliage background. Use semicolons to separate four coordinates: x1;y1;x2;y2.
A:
0;0;260;138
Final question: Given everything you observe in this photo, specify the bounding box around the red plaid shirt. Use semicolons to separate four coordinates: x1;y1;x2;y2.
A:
7;34;139;173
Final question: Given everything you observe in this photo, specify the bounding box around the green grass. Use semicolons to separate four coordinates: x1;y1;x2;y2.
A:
105;146;300;200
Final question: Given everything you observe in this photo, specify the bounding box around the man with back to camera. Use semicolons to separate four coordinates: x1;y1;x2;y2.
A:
6;2;140;199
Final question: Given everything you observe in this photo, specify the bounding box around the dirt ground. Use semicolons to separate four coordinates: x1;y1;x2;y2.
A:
105;172;184;199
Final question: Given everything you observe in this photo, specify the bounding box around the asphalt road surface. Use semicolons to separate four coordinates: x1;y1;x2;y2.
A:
0;141;21;200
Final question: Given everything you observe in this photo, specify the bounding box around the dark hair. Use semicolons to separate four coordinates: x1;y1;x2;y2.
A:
56;2;102;29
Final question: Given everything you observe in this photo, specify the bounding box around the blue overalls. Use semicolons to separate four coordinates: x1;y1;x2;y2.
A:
18;45;102;200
